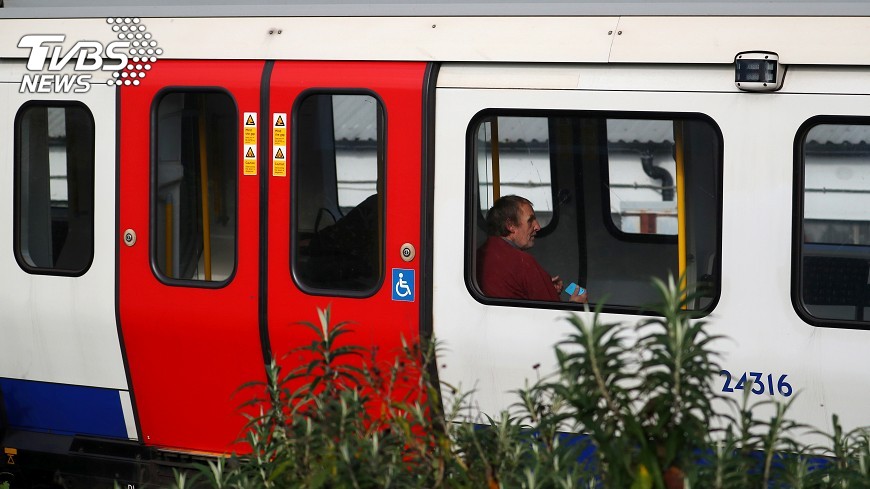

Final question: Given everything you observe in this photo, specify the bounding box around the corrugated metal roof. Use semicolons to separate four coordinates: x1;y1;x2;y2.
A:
333;95;378;142
478;118;674;144
606;119;673;145
806;125;870;145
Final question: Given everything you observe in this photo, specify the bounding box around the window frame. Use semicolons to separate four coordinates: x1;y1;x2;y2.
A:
14;100;96;277
465;108;723;316
290;88;388;298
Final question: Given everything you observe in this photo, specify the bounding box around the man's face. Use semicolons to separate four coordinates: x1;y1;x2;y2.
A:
506;202;541;250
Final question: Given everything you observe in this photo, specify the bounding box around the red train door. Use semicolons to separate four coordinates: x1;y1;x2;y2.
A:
265;62;427;388
118;60;427;454
118;60;267;452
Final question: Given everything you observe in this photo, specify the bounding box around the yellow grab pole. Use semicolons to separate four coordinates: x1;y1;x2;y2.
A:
491;118;501;201
165;195;173;278
674;121;687;294
198;99;212;281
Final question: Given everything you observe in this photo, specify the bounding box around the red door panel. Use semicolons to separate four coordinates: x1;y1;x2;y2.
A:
266;62;427;385
118;60;267;453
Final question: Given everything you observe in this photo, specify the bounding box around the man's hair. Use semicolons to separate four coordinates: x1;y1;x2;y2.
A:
486;195;532;237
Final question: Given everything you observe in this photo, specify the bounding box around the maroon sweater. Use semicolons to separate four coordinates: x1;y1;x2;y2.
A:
476;236;559;302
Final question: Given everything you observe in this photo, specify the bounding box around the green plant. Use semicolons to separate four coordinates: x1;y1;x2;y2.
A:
537;276;723;489
177;277;870;489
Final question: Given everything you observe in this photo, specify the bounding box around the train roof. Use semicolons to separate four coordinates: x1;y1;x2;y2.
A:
4;0;870;18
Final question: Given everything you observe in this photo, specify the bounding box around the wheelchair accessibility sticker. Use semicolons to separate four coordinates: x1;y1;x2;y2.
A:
391;268;415;302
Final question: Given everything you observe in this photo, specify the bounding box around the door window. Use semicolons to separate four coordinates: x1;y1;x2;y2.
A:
293;93;385;293
153;91;237;282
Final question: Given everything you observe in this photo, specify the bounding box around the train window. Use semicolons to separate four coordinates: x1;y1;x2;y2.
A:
15;103;95;275
293;93;384;293
477;117;555;229
153;91;237;283
796;120;870;325
469;112;721;313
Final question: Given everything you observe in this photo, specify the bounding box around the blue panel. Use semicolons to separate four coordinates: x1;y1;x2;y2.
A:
0;378;127;439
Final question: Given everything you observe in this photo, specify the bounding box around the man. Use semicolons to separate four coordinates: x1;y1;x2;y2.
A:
477;195;587;303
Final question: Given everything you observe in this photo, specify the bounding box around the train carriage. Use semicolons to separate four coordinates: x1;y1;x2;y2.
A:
2;0;870;485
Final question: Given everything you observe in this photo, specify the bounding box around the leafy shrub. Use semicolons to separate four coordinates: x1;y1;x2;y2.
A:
172;277;870;489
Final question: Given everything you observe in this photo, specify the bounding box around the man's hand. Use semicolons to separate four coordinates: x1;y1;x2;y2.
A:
569;286;588;304
551;275;563;294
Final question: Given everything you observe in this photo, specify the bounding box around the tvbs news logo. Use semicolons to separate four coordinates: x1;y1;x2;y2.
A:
18;17;162;94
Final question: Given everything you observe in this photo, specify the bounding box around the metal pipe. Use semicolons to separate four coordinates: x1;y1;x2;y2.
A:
640;151;674;201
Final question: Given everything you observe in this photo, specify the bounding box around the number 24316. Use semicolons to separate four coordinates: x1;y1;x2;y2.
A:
719;370;793;397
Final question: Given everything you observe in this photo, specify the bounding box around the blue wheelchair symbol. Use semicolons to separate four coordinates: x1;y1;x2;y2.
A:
391;268;415;302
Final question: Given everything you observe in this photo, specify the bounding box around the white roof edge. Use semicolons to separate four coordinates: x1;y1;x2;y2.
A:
2;16;870;66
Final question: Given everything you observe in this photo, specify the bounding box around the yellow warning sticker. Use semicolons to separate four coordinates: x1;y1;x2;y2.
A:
273;113;287;145
273;145;286;177
244;112;257;147
242;112;258;175
273;113;288;177
244;145;257;176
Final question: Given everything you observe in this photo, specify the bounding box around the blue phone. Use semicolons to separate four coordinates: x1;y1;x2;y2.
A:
565;283;585;296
